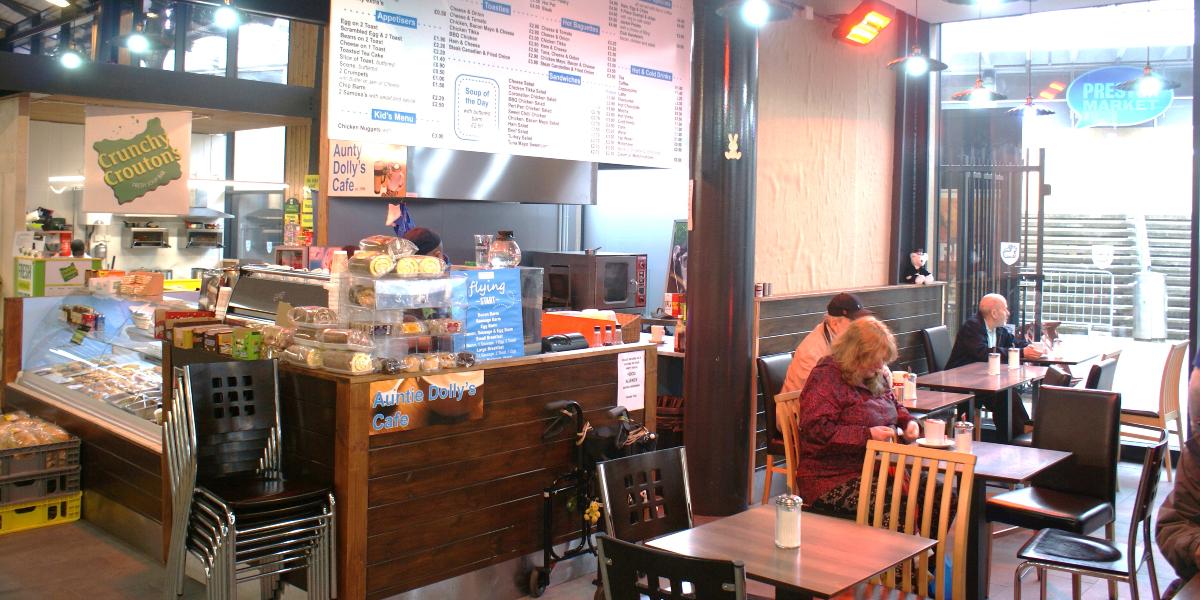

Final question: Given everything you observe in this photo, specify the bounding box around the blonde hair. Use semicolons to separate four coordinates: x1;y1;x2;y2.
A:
830;317;898;380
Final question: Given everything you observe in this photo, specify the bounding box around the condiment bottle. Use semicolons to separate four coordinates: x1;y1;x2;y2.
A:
775;494;802;548
592;325;603;348
614;325;623;344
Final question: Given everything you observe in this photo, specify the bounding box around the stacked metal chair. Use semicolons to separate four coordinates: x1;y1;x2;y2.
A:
164;359;336;600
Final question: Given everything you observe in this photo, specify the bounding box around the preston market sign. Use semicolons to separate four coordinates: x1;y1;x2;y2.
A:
1066;65;1174;128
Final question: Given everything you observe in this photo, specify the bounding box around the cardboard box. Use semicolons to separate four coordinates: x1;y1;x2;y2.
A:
154;309;216;339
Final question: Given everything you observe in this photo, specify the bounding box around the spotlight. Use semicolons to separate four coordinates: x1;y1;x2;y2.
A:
716;0;797;28
741;0;771;27
887;48;948;78
905;57;929;76
126;32;150;53
59;49;84;69
45;0;70;7
214;5;239;29
1135;75;1164;98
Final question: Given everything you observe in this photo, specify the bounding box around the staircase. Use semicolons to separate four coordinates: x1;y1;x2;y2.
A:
1021;214;1189;340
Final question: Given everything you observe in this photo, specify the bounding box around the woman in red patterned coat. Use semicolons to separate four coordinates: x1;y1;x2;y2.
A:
797;317;920;519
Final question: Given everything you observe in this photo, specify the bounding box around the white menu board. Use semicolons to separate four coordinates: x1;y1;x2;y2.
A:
328;0;691;169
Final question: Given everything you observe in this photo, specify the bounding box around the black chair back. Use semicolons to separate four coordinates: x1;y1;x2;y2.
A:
1129;438;1169;531
597;534;746;600
1042;366;1073;387
921;326;952;373
597;447;692;543
1084;358;1118;391
756;353;792;444
184;360;280;481
1031;385;1121;503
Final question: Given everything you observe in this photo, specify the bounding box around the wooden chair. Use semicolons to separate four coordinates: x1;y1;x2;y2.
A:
596;447;693;544
756;353;793;504
774;390;803;495
596;534;746;600
1012;437;1168;600
1120;340;1188;481
1084;358;1119;391
831;440;977;600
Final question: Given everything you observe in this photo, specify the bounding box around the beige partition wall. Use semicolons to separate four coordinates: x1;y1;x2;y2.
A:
0;95;30;300
756;17;897;294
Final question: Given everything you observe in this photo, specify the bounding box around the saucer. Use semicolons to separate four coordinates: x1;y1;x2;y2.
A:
915;437;954;449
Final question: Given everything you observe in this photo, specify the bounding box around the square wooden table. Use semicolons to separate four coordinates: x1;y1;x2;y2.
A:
919;363;1048;443
646;505;937;599
963;441;1072;600
1021;343;1103;367
900;389;974;420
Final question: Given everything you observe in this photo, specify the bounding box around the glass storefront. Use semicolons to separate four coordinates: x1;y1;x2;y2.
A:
935;0;1194;343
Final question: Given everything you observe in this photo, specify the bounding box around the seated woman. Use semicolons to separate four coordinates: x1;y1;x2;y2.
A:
796;317;919;519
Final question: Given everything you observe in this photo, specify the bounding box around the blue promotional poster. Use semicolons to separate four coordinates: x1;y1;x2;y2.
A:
1065;66;1174;128
459;268;525;361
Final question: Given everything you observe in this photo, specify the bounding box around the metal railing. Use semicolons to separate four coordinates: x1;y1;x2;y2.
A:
1021;268;1116;334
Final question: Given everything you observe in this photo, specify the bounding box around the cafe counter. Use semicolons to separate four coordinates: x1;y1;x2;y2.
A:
178;341;659;600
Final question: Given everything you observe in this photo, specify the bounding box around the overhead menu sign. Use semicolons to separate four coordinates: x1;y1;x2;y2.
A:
327;0;692;169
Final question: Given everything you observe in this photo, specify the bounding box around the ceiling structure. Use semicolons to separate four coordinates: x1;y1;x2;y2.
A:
807;0;1164;24
0;0;40;28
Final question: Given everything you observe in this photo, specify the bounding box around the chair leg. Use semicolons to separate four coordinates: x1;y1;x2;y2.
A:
1072;574;1082;600
1147;547;1162;600
761;457;775;505
1107;523;1119;600
1164;429;1176;482
986;523;993;596
1039;568;1048;600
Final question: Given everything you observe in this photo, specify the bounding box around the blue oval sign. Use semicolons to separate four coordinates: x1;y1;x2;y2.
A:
1065;66;1174;128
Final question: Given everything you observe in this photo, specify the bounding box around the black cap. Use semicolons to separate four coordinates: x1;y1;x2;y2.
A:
402;227;442;255
827;293;872;319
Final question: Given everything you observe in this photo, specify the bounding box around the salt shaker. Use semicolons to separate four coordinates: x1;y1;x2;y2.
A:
987;352;1001;375
1008;347;1020;369
954;421;975;452
903;373;917;401
775;494;802;548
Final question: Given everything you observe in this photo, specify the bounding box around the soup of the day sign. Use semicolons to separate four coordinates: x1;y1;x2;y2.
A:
83;107;191;215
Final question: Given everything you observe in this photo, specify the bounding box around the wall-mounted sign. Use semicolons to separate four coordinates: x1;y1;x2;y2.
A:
83;108;191;215
459;268;525;361
369;370;484;435
1065;66;1174;128
1091;245;1115;269
327;140;409;198
1000;242;1020;266
617;350;645;411
326;0;692;169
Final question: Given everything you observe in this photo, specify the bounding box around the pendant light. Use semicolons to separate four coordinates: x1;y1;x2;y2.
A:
1007;0;1054;117
1116;47;1181;98
886;0;947;76
952;54;1007;106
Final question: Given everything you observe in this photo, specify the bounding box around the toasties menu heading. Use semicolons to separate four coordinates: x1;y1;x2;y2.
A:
328;0;692;169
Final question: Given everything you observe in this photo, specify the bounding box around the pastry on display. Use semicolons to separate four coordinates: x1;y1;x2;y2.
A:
378;358;403;375
349;251;396;278
349;285;376;308
282;344;322;368
455;351;477;368
420;354;440;372
289;306;339;325
317;328;373;349
417;255;444;275
360;235;418;257
260;325;294;349
398;320;427;335
438;353;458;369
322;350;375;374
426;319;463;335
0;412;71;450
403;354;422;373
394;256;420;277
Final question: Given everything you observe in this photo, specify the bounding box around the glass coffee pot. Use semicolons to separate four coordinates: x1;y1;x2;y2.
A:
487;230;521;268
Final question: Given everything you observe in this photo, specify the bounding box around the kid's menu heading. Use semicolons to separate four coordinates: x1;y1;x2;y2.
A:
328;0;692;169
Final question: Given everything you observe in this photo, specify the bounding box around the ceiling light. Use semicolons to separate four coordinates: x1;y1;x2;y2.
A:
716;0;798;27
45;0;70;7
885;0;946;77
1116;60;1180;99
126;32;150;53
1007;0;1054;118
952;53;1006;106
59;48;84;69
145;10;159;18
214;2;239;29
834;0;894;46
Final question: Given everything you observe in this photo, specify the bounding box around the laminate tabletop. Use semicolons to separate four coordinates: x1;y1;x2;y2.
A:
646;505;936;598
899;390;974;414
969;441;1071;483
1021;340;1105;367
918;362;1048;393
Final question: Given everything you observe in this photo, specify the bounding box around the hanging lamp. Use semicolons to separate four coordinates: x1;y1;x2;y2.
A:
1116;47;1181;98
1007;0;1054;117
886;0;947;76
952;54;1007;105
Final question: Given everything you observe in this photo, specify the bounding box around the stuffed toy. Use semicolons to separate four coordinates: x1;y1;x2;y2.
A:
902;248;933;285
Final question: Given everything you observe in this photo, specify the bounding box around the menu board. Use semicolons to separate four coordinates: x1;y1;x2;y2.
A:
458;268;525;361
328;0;692;169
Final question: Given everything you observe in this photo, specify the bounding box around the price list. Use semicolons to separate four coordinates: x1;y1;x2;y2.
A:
327;0;692;169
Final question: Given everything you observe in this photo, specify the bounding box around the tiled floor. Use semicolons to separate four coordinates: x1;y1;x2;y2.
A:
0;460;1182;599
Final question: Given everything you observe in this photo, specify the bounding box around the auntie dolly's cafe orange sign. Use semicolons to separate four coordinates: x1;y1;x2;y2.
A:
369;371;484;435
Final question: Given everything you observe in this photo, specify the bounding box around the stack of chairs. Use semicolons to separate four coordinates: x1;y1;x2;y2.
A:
164;359;336;599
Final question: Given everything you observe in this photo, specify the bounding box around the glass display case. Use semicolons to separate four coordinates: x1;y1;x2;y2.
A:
13;294;183;444
343;273;470;364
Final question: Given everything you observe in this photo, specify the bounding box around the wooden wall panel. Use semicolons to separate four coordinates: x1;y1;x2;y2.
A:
751;284;945;469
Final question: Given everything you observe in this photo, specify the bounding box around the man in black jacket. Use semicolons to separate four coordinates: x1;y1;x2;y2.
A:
947;294;1044;440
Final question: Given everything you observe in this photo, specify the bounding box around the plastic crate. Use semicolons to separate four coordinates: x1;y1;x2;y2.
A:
0;438;81;477
0;466;81;507
0;491;81;535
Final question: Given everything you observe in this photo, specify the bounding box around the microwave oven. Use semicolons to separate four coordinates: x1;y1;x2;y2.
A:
524;251;647;311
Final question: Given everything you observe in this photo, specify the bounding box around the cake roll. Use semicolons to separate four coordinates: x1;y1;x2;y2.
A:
349;251;396;278
322;350;375;374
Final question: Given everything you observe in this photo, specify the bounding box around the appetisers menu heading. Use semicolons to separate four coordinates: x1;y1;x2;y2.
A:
328;0;693;169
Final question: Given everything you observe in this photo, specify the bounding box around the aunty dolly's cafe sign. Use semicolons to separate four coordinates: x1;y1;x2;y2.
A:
83;107;191;215
1066;66;1175;129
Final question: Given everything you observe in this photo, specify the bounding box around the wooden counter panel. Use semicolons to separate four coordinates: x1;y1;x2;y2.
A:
369;468;553;526
368;398;613;477
369;440;574;507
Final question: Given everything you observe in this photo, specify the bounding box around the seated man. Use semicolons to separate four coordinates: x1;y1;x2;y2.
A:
946;294;1043;439
781;293;872;394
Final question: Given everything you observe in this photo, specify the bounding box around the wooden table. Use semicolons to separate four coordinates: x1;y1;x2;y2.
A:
965;442;1072;600
647;505;936;599
900;390;974;420
919;363;1048;443
1021;343;1103;367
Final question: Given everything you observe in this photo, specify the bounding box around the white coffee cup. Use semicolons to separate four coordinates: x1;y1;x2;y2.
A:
924;418;946;444
987;353;1001;375
650;325;666;343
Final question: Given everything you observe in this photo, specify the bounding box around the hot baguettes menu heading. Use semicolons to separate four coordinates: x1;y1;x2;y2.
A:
328;0;692;169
